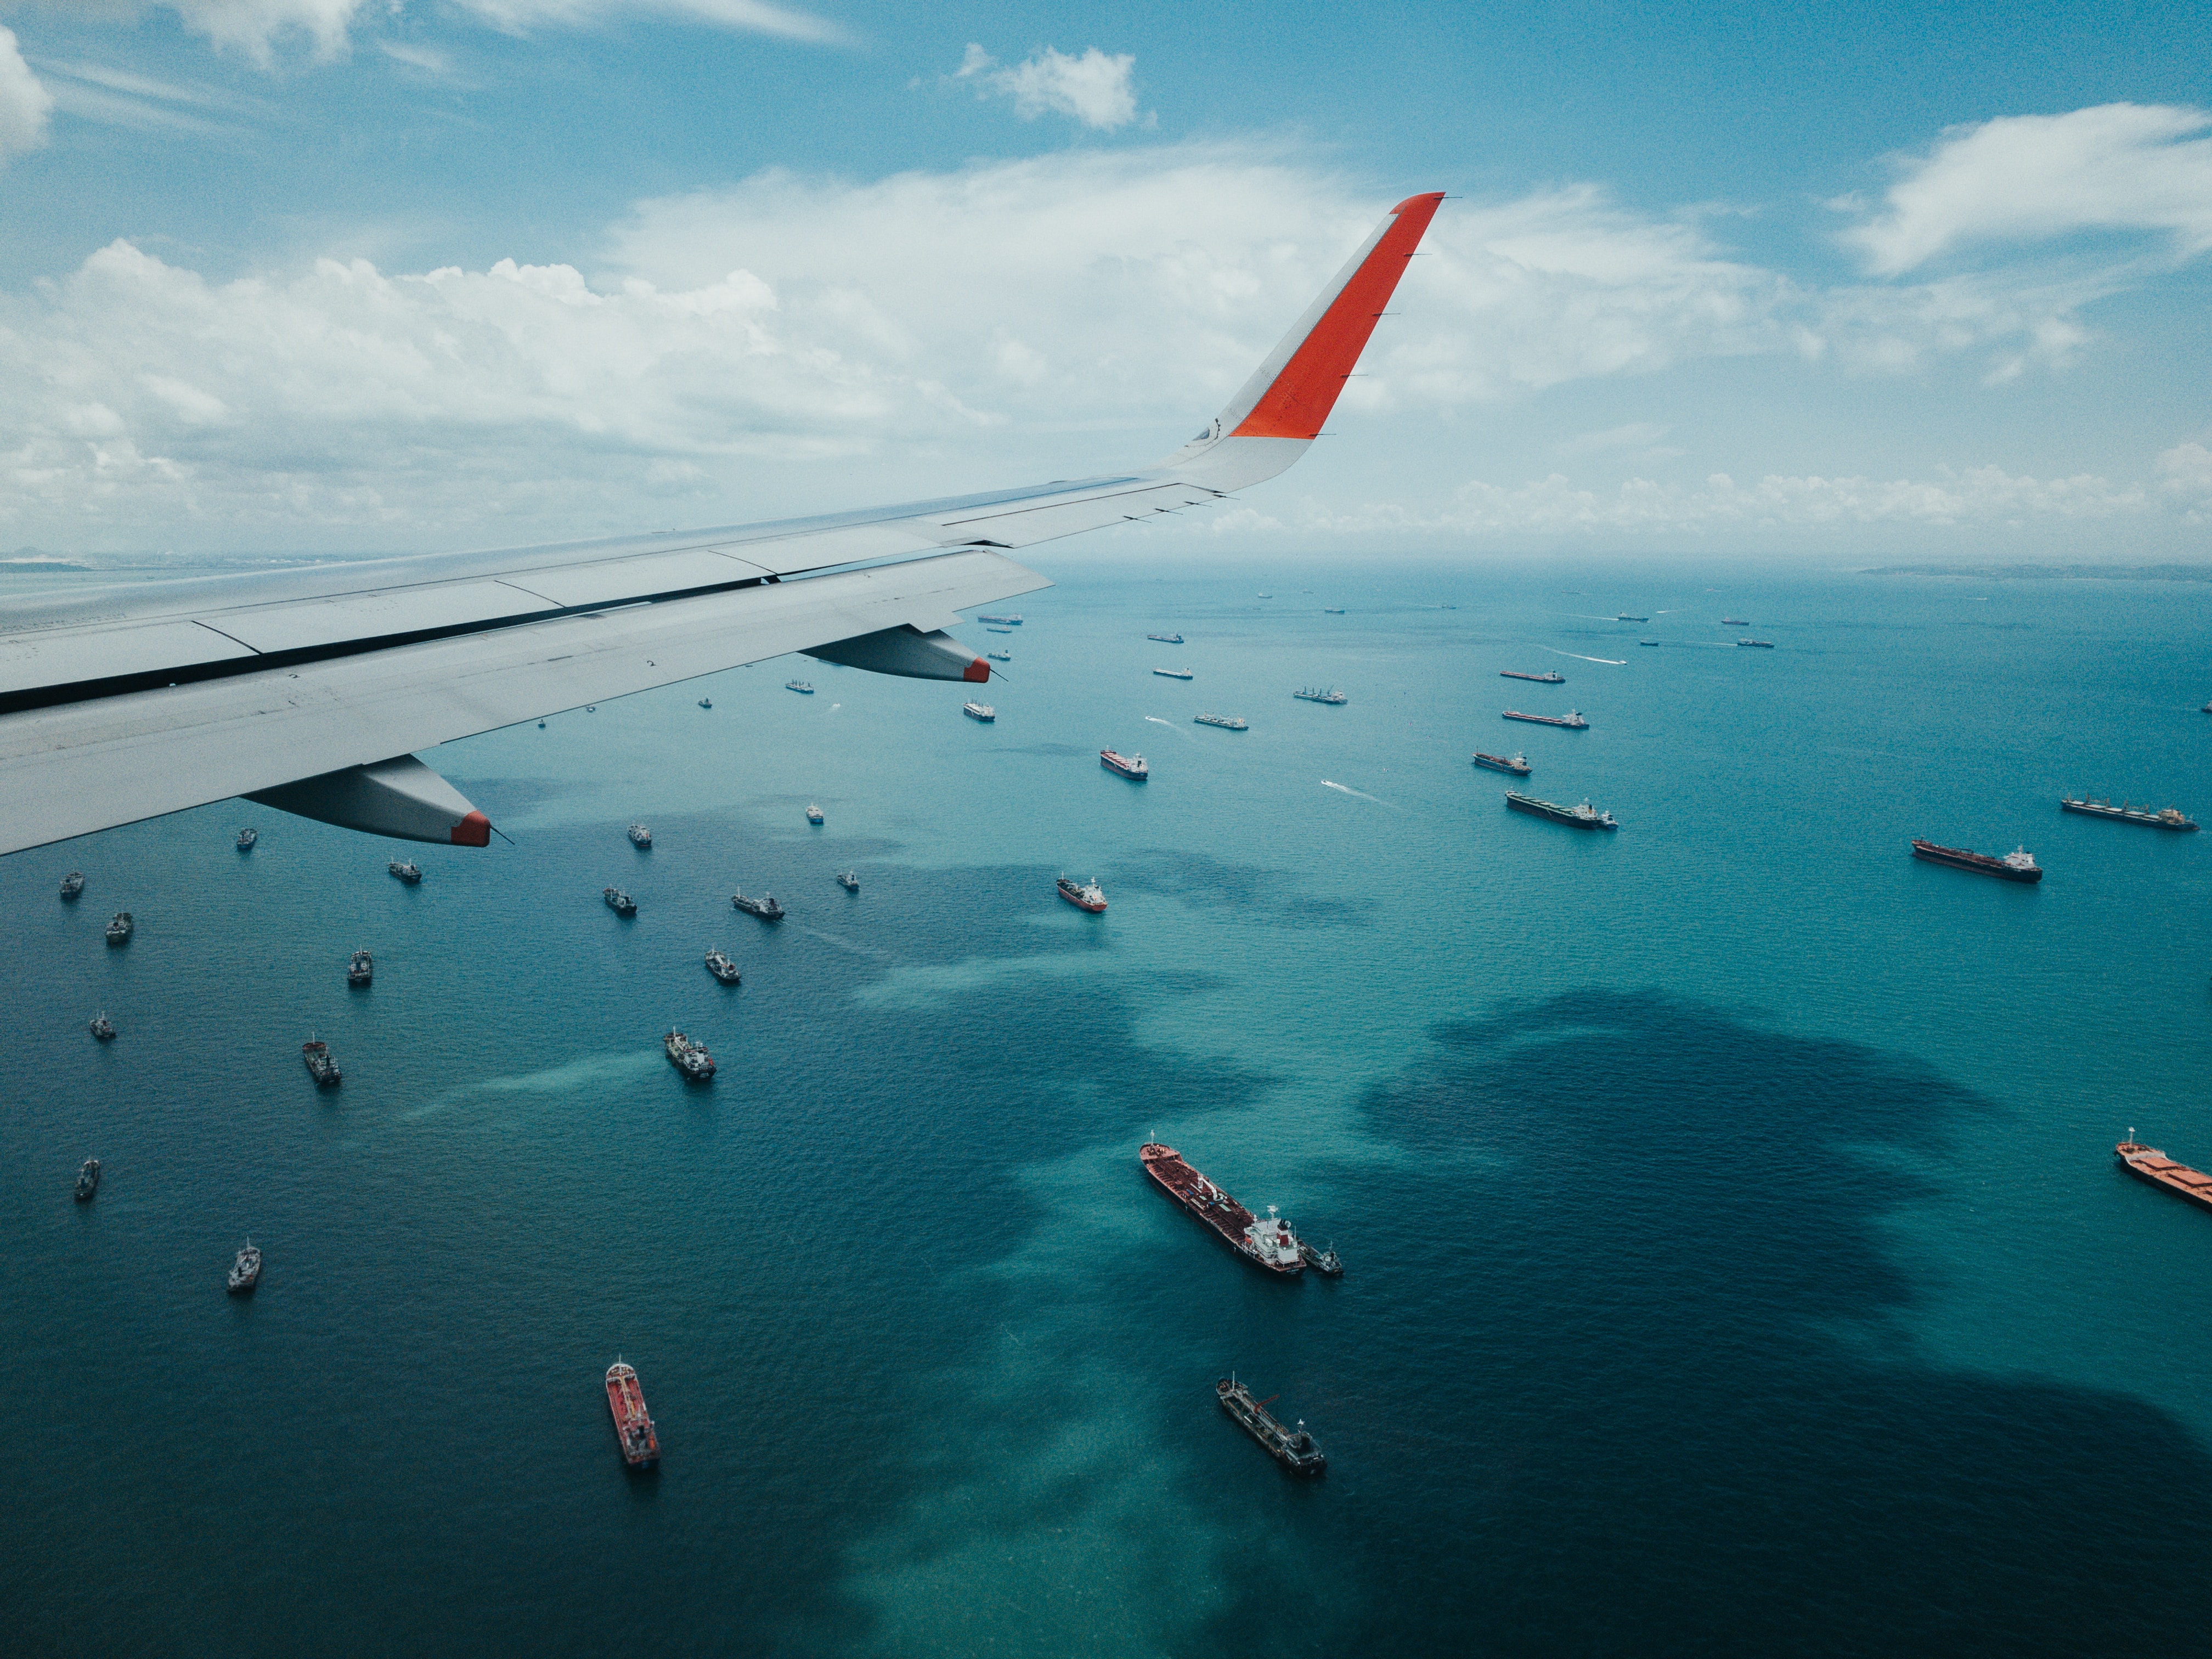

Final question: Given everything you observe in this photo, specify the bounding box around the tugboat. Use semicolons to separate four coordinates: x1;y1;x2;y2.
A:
1293;687;1347;704
606;1360;661;1469
663;1030;716;1081
1503;708;1587;729
89;1012;116;1041
388;860;422;884
104;911;133;945
732;890;786;921
963;702;996;722
1472;751;1531;775
836;870;860;892
1058;874;1107;913
59;871;83;900
629;823;653;848
1194;713;1248;730
786;680;815;694
603;887;637;915
806;804;825;825
1148;633;1184;644
1500;670;1565;684
302;1039;341;1087
1100;749;1149;781
1216;1377;1325;1474
1153;667;1194;680
2059;797;2198;831
227;1241;262;1295
1910;839;2042;882
236;827;258;851
75;1158;99;1201
347;949;373;988
1298;1239;1344;1276
1506;791;1618;830
704;949;741;984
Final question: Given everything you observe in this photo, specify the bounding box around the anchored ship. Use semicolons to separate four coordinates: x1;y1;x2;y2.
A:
1472;751;1531;775
2060;797;2197;831
987;651;1012;661
1153;667;1194;680
1139;1144;1303;1275
347;949;373;988
2115;1137;2212;1215
1217;1378;1325;1474
227;1241;262;1295
1720;617;1750;625
90;1012;116;1041
104;911;133;945
1293;687;1347;704
1737;638;1775;648
75;1158;99;1201
963;702;996;722
698;697;712;709
629;823;652;848
236;827;257;851
977;614;1022;626
1148;633;1184;644
606;1361;661;1469
1194;713;1247;730
786;680;814;693
60;871;83;900
732;890;785;921
604;887;637;915
836;870;860;891
1299;1239;1344;1276
1506;791;1617;830
704;949;741;984
806;804;825;825
1910;839;2041;882
1503;709;1587;729
1500;670;1565;684
1058;874;1106;913
388;861;422;884
1617;613;1649;622
664;1030;715;1081
1101;749;1149;781
302;1039;341;1087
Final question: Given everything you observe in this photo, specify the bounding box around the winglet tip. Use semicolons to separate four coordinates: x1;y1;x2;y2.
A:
452;811;492;847
964;658;991;684
1390;191;1446;217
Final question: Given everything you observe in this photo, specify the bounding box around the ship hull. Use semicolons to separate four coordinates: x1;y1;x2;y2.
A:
1057;882;1106;913
1471;754;1529;775
2060;800;2197;831
1506;793;1615;830
1100;752;1148;781
606;1367;661;1469
1910;842;2042;882
2116;1143;2212;1215
1500;672;1564;684
1140;1145;1301;1276
1502;712;1584;728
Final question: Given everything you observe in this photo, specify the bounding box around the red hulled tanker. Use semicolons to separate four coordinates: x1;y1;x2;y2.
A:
1139;1143;1304;1275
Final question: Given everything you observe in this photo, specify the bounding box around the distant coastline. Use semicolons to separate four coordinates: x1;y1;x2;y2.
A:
1865;563;2212;584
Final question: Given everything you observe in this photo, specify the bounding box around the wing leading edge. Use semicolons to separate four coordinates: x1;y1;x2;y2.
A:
0;193;1443;856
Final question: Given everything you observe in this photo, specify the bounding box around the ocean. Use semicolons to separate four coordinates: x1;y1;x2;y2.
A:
5;553;2210;1656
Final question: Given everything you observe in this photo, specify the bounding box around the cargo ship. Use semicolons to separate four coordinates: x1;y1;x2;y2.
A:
606;1361;661;1469
60;871;83;900
806;804;824;825
1737;639;1775;648
603;886;636;915
1500;670;1565;684
836;870;860;891
1101;749;1149;781
1139;1144;1304;1275
1058;874;1107;912
732;890;785;920
988;650;1012;661
347;949;373;988
704;949;741;984
227;1241;261;1295
1293;687;1347;704
75;1158;99;1201
1506;791;1617;830
2060;797;2197;831
302;1039;341;1087
2115;1138;2212;1214
1910;839;2041;882
1217;1378;1325;1474
1153;667;1194;680
1503;709;1587;729
105;911;133;945
236;827;257;851
664;1030;715;1081
962;702;995;722
978;614;1022;626
1194;713;1247;730
388;861;422;884
1617;613;1648;622
90;1012;116;1041
628;823;652;848
1720;617;1750;626
1472;751;1531;775
786;680;814;693
1148;633;1184;644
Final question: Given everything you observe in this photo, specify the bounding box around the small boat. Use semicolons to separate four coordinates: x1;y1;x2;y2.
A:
89;1012;116;1041
2059;797;2198;831
697;697;712;709
663;1030;715;1081
1193;713;1247;730
1257;593;1273;599
75;1158;99;1201
1058;874;1107;913
978;614;1022;626
228;1241;262;1295
628;823;652;848
987;651;1012;662
1472;751;1531;775
704;949;741;984
1148;633;1184;644
1502;709;1587;729
1293;687;1346;704
1216;1377;1324;1474
962;702;996;722
1720;617;1750;626
1100;749;1149;781
1153;667;1194;680
388;861;422;884
805;804;824;825
235;827;257;851
786;680;815;694
606;1360;661;1468
104;911;133;945
732;890;786;921
1737;639;1774;648
836;870;860;891
59;871;83;900
603;887;637;916
302;1039;341;1087
347;949;373;988
1298;1239;1344;1277
1500;670;1564;684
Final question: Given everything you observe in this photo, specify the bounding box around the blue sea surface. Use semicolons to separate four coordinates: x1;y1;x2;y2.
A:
5;555;2211;1656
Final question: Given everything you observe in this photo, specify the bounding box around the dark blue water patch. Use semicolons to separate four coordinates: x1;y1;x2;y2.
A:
1115;849;1380;930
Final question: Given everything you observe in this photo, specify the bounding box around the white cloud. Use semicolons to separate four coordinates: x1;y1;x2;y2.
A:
1843;103;2212;275
150;0;368;65
955;44;1141;131
2158;441;2212;522
455;0;843;45
0;26;54;164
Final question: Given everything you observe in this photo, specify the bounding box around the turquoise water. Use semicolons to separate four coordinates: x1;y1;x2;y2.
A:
6;555;2211;1654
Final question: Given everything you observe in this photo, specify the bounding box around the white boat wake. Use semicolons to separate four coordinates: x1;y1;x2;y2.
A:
1536;646;1628;665
1144;715;1197;742
1322;779;1392;806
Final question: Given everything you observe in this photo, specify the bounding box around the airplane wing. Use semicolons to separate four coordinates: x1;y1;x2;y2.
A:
0;191;1443;856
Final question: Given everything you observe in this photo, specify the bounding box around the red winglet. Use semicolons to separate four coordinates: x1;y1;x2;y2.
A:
451;810;492;847
1229;192;1444;441
963;657;991;683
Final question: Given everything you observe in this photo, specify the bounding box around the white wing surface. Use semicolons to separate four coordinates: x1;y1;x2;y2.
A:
0;193;1443;856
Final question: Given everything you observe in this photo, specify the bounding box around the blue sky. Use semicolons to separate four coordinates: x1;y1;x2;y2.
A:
0;0;2207;558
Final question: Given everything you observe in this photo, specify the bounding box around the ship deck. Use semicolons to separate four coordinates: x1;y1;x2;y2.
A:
2117;1143;2212;1214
